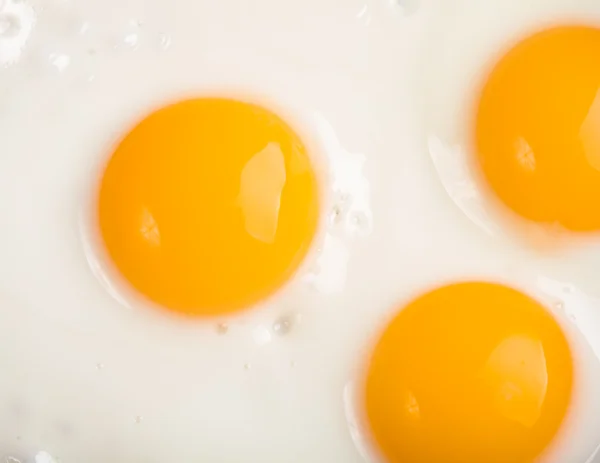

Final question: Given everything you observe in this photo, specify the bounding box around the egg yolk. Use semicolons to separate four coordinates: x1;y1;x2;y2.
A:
98;98;319;316
475;26;600;231
365;282;573;463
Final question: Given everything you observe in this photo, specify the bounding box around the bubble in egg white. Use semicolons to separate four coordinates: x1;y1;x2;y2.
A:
272;315;294;335
34;452;57;463
253;325;272;345
158;32;171;50
122;32;138;49
391;0;419;15
48;52;70;72
216;322;229;335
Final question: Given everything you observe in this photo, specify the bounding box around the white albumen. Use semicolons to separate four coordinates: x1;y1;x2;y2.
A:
0;0;599;462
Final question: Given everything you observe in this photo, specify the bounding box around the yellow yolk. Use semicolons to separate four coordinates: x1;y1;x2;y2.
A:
475;26;600;231
98;98;319;316
365;282;573;463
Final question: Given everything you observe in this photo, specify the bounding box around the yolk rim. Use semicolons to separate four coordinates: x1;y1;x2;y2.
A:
475;26;600;231
365;282;573;463
98;98;319;316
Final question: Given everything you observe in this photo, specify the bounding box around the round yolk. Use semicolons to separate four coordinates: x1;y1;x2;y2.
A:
475;26;600;231
365;282;573;463
98;98;319;316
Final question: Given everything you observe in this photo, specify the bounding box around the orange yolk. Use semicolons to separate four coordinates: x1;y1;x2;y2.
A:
98;98;319;316
475;26;600;231
365;282;573;463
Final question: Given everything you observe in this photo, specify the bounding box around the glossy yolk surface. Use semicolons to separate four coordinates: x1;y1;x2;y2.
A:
98;98;319;316
475;26;600;231
365;282;573;463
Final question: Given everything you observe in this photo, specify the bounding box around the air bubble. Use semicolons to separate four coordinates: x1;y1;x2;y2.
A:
391;0;419;14
330;206;341;223
348;211;370;234
216;322;228;335
123;32;138;49
79;21;90;35
34;452;57;463
48;53;70;72
96;362;104;370
158;33;171;50
134;415;143;424
554;301;564;311
253;325;272;345
273;315;293;335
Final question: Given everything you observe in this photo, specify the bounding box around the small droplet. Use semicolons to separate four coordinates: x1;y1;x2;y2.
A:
158;33;171;50
79;21;90;35
48;53;70;72
87;74;95;83
253;325;272;345
135;415;143;424
329;206;343;224
348;211;370;234
554;301;564;311
0;13;19;37
290;360;296;368
123;32;138;49
244;363;251;370
35;452;57;463
87;47;96;55
273;315;293;335
216;322;228;335
392;0;419;14
96;362;104;370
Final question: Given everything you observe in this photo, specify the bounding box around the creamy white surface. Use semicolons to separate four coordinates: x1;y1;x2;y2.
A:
0;0;599;461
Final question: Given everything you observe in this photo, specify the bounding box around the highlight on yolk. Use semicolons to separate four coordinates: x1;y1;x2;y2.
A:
98;98;319;316
364;282;573;463
475;26;600;231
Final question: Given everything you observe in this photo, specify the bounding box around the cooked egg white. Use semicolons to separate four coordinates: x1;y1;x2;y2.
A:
1;0;600;462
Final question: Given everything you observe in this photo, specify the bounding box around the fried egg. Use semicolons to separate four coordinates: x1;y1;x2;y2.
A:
1;0;600;462
425;0;600;242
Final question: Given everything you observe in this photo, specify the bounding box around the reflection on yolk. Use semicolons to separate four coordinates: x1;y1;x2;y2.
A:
365;282;573;463
475;26;600;231
98;98;319;316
